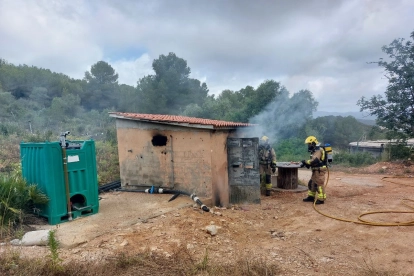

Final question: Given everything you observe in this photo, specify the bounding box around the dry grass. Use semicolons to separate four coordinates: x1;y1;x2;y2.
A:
1;246;407;276
0;245;281;276
359;254;409;276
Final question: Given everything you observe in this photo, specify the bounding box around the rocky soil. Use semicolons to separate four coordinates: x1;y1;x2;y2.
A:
2;161;414;276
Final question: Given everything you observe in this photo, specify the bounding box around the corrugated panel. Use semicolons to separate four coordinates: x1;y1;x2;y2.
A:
66;142;99;208
20;142;67;223
20;141;99;225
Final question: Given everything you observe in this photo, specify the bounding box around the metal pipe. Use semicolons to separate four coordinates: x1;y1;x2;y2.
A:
60;131;73;221
62;147;73;220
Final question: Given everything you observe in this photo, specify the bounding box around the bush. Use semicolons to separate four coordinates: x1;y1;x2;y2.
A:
0;168;48;238
334;151;378;167
0;134;21;178
21;130;54;142
95;140;120;184
275;138;307;162
0;123;23;136
386;144;411;160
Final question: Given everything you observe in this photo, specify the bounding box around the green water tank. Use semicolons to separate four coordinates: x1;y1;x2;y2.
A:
20;140;99;225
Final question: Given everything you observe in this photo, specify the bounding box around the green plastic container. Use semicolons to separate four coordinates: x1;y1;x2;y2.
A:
20;140;99;225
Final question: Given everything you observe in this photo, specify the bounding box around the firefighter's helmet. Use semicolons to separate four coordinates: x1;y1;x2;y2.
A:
261;136;269;142
260;136;269;145
305;136;318;145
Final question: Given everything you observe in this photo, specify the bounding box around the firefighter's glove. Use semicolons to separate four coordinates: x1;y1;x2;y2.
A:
301;160;310;169
270;161;277;173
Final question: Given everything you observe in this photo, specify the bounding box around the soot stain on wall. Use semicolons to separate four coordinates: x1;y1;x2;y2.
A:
152;134;168;146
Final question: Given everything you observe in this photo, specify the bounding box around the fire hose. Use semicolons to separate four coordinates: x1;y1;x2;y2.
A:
312;168;414;226
116;186;210;212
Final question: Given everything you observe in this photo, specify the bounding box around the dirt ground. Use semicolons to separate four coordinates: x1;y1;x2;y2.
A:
3;161;414;275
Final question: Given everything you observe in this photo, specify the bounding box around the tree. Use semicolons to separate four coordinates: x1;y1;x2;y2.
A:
275;89;318;139
214;89;246;121
136;53;208;114
357;30;414;137
84;61;118;85
182;95;221;119
118;84;139;112
309;116;370;149
0;92;26;121
83;61;119;110
188;80;283;122
46;94;82;123
237;80;282;122
29;87;51;108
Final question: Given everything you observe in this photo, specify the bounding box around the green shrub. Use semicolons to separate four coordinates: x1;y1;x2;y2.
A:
334;151;378;167
0;134;21;178
47;229;63;272
0;168;48;238
275;138;307;162
21;130;54;142
0;123;22;136
95;140;120;184
386;144;411;160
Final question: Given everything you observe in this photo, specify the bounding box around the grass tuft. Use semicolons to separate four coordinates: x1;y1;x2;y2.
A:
0;168;48;239
0;245;282;276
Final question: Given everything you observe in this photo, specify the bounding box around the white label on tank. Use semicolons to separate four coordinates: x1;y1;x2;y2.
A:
68;155;80;163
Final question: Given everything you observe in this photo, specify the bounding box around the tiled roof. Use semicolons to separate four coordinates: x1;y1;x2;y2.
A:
109;112;254;129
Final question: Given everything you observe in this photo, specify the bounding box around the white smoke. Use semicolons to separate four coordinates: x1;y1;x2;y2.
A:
241;91;312;145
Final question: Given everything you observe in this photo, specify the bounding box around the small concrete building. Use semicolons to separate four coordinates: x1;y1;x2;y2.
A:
109;112;261;207
349;139;414;158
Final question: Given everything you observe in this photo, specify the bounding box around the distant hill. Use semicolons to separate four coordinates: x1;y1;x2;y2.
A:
314;111;376;126
355;118;376;126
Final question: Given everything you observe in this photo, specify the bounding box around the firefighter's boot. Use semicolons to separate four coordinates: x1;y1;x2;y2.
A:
303;196;315;202
315;200;324;204
265;175;272;196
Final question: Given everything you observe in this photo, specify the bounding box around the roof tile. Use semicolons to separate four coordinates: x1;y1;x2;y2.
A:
109;112;254;128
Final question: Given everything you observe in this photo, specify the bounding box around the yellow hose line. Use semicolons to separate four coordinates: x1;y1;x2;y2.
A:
324;167;330;188
313;169;414;226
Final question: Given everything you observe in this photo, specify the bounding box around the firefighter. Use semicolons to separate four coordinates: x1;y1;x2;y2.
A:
259;136;277;196
300;136;327;204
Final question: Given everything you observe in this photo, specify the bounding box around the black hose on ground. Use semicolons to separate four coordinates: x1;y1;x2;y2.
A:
117;186;210;212
98;180;121;194
189;193;210;212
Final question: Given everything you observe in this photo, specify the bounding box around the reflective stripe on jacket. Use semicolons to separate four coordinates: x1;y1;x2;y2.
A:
306;147;325;168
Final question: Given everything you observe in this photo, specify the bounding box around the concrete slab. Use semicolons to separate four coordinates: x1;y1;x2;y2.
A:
271;185;308;193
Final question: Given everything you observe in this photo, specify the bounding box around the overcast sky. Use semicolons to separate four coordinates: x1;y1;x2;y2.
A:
1;0;413;113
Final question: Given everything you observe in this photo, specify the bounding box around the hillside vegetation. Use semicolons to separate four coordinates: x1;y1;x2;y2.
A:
0;53;407;184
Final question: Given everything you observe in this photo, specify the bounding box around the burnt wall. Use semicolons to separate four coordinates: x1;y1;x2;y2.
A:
116;119;222;200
